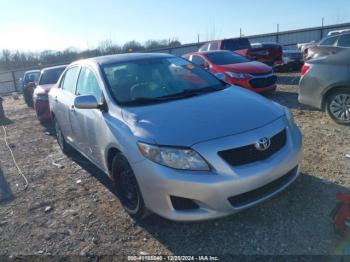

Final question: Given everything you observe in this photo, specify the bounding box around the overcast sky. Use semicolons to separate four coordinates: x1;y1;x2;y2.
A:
0;0;349;52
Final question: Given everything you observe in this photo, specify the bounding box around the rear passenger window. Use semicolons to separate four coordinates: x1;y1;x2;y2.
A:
199;43;209;52
192;55;207;66
337;34;350;47
76;67;102;103
209;42;218;50
61;67;80;94
319;36;338;46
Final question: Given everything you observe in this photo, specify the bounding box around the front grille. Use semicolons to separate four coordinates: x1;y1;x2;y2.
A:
228;166;298;208
218;129;286;166
249;75;277;88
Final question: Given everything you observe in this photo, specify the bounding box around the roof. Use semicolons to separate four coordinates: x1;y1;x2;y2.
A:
24;70;40;74
194;50;233;55
84;53;175;65
41;64;67;72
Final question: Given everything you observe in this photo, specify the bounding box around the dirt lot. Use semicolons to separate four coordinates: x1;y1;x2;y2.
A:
0;72;350;257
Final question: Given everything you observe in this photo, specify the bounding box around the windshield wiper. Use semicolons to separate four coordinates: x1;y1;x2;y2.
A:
158;85;225;99
120;85;226;106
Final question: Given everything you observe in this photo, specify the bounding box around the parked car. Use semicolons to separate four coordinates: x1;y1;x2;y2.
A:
299;48;350;125
183;50;276;93
199;38;283;67
22;70;40;107
305;32;350;60
33;65;66;123
275;48;304;71
49;53;302;221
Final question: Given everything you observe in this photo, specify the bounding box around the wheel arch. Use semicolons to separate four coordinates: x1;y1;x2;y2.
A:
106;146;122;173
322;85;350;110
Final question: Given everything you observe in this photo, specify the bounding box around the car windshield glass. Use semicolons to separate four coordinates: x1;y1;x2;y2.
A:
39;67;65;85
206;52;250;65
24;72;40;83
222;38;251;50
102;57;226;105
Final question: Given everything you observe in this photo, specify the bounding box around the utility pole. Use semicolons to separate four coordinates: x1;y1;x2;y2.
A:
276;24;280;43
197;34;200;43
321;17;324;39
240;28;242;37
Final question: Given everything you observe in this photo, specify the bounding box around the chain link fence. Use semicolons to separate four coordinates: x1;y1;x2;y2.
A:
1;22;350;95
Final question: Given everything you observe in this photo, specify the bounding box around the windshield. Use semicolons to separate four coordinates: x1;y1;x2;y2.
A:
222;38;251;51
39;67;66;85
206;52;250;65
102;57;225;105
24;72;40;84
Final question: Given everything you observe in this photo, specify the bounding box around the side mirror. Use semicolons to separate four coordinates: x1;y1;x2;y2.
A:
215;73;226;81
74;95;99;109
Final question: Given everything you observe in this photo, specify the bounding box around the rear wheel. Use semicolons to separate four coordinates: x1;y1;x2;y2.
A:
54;118;72;155
326;89;350;125
111;153;148;220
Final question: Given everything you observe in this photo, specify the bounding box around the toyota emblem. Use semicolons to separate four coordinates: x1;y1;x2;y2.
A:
255;137;271;151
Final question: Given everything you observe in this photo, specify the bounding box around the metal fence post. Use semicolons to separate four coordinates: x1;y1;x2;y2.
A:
11;71;17;92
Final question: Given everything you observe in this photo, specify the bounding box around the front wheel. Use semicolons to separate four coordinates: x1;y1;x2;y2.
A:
111;153;148;220
326;89;350;126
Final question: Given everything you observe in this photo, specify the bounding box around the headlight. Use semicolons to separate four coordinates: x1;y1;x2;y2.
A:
284;107;294;123
137;142;210;171
225;71;252;79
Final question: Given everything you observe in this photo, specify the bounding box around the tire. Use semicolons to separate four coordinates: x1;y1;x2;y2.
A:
23;87;34;108
111;153;148;220
54;118;73;155
325;89;350;126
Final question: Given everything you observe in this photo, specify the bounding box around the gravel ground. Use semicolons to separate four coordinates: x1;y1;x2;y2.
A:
0;72;349;257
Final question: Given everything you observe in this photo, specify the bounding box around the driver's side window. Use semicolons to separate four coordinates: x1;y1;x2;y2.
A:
76;67;102;103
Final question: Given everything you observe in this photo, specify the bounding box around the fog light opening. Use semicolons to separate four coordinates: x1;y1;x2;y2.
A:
170;196;199;211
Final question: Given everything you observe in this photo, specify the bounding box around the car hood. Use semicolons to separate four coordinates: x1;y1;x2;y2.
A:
216;61;272;74
122;87;284;146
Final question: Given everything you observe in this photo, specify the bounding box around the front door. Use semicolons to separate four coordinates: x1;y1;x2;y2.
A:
71;66;104;163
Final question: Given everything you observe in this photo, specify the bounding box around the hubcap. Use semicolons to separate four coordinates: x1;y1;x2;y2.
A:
330;94;350;121
118;165;138;211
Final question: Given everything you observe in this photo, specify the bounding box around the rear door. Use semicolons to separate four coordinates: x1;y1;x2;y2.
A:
54;66;81;144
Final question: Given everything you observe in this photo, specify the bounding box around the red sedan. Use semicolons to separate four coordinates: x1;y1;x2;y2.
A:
183;50;276;93
33;65;66;123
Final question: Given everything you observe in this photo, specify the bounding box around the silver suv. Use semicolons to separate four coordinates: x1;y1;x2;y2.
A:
49;53;302;221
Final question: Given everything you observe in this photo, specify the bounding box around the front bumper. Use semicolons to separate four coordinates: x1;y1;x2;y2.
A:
226;78;276;94
132;117;302;221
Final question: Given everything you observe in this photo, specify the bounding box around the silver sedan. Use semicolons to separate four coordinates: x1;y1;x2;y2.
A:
299;48;350;125
49;53;302;221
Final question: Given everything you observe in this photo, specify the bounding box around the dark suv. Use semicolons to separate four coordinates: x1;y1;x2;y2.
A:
199;38;283;66
22;70;40;107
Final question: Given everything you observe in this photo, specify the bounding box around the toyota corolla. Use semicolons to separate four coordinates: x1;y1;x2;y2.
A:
49;53;302;221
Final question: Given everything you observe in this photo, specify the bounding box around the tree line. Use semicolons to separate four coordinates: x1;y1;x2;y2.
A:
0;38;181;71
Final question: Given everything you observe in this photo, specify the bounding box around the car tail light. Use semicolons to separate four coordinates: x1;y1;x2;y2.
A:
301;64;310;76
